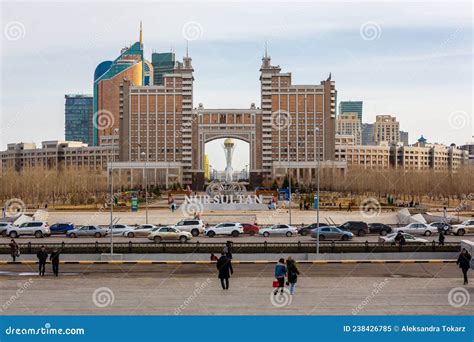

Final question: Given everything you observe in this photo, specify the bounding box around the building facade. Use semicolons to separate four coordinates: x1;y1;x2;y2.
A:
374;115;400;145
335;141;468;172
65;94;93;145
336;112;361;145
0;141;118;175
339;101;363;121
361;123;375;145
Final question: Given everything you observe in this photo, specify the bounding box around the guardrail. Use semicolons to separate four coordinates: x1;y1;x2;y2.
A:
0;241;460;254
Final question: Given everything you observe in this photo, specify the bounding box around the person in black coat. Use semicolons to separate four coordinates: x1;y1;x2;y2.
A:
216;253;233;290
50;248;60;276
286;256;300;295
438;230;445;246
36;246;48;276
457;248;472;285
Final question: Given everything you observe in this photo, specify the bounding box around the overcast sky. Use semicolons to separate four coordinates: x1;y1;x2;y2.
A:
1;1;472;171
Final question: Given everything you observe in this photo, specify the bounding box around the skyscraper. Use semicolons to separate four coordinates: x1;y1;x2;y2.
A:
65;94;93;145
339;101;363;121
92;23;153;145
374;115;400;145
361;123;375;145
152;52;175;85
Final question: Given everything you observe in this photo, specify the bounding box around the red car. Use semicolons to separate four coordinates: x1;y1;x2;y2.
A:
242;223;259;236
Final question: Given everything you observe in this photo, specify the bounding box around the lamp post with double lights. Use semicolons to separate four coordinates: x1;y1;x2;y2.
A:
315;127;321;255
140;151;149;224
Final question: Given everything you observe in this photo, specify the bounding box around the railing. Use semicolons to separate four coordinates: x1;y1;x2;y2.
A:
0;241;460;254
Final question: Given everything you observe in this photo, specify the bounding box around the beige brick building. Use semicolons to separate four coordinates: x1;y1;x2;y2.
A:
374;115;400;145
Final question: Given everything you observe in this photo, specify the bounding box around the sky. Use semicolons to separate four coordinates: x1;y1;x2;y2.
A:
0;1;472;172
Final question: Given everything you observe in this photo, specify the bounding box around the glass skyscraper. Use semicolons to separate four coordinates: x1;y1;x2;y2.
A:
339;101;363;121
152;52;175;85
65;94;93;145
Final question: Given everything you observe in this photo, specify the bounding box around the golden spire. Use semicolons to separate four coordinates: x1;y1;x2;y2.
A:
139;21;143;48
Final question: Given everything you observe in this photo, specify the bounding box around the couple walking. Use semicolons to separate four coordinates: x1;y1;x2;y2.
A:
274;257;300;295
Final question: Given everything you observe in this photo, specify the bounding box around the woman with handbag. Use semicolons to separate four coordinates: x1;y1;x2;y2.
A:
286;256;300;295
273;258;287;295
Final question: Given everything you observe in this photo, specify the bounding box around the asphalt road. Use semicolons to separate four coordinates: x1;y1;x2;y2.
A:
0;263;471;315
0;234;471;244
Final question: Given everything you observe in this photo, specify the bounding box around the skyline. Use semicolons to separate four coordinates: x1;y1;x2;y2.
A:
1;1;472;172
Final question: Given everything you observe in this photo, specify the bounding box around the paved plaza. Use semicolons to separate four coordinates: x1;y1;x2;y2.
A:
0;263;472;315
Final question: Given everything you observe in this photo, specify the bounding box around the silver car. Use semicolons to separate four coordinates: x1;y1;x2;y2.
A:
67;225;108;238
311;226;354;241
259;224;298;237
122;224;158;238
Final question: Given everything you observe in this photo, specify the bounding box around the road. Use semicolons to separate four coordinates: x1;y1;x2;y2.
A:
0;263;472;315
0;234;471;244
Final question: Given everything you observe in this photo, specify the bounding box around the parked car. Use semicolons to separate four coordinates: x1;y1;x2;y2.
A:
392;223;437;236
107;224;135;236
67;225;108;238
205;222;243;237
298;223;329;236
368;223;392;236
148;226;192;243
429;222;452;235
50;222;75;234
378;232;428;245
7;221;50;238
451;219;474;236
0;222;15;236
242;223;259;236
339;221;369;236
172;219;205;237
259;224;298;237
122;224;158;238
311;226;353;241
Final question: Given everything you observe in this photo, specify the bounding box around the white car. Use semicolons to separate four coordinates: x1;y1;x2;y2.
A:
122;224;158;238
106;224;135;236
7;221;51;238
172;219;205;237
452;220;474;236
205;222;243;237
259;224;298;237
378;232;428;245
392;223;437;236
0;222;15;236
147;226;193;243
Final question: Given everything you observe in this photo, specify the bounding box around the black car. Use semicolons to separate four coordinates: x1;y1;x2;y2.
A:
339;221;369;236
298;222;329;236
368;223;392;236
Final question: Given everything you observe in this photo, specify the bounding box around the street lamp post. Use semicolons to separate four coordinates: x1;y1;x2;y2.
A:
109;129;118;255
141;151;149;224
288;141;292;225
315;127;321;255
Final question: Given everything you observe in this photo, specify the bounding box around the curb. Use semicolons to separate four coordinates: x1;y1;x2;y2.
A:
0;259;456;265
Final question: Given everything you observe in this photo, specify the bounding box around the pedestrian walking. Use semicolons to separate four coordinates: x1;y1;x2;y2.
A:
273;258;287;295
456;248;472;285
9;239;19;262
443;206;447;219
216;253;233;290
286;256;300;295
37;246;48;276
438;230;445;246
50;248;60;276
